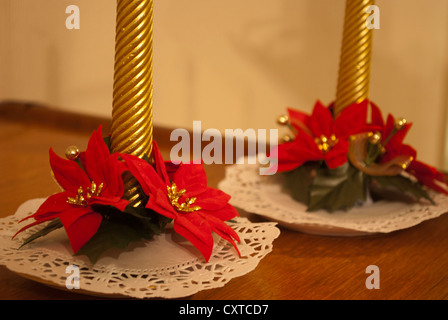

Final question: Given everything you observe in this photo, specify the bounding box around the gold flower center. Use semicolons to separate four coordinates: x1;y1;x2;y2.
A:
167;182;201;213
67;181;104;207
314;134;338;153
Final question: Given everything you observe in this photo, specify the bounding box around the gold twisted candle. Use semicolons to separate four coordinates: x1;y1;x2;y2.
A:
334;0;375;117
111;0;154;205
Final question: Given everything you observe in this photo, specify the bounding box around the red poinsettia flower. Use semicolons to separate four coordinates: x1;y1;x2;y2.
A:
14;126;129;252
407;160;448;195
371;104;448;194
273;100;377;172
120;143;240;262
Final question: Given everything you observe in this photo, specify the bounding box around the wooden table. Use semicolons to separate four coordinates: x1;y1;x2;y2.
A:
1;102;447;300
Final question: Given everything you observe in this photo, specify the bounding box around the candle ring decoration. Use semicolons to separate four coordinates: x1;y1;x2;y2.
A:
9;0;278;269
216;0;448;237
269;0;448;213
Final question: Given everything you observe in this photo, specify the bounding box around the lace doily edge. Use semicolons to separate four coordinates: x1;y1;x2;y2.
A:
0;199;281;299
218;163;448;235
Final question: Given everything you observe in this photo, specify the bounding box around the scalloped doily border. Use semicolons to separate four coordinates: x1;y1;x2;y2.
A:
218;159;448;235
0;198;280;299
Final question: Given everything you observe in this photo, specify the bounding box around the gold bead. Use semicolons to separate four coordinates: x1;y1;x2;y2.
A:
330;134;338;142
395;118;407;130
282;135;293;142
65;146;80;160
277;115;289;125
368;131;382;145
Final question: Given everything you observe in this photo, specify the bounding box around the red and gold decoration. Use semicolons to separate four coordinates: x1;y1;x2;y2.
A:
13;0;240;263
272;0;448;212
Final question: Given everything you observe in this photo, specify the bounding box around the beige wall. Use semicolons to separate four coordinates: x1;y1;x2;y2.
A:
1;0;447;169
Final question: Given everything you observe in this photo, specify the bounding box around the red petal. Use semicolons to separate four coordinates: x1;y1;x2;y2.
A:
202;203;239;222
200;212;241;257
383;114;395;137
165;161;181;181
153;141;170;185
212;228;240;257
49;149;90;193
146;189;178;219
393;123;412;149
383;115;413;150
195;188;231;211
408;160;448;195
84;126;111;183
400;144;417;159
287;107;312;135
273;133;323;172
173;213;214;261
370;101;384;127
287;107;311;125
381;143;417;167
98;154;127;199
333;100;369;138
90;196;129;212
325;140;349;169
120;154;165;196
59;209;103;253
30;192;72;221
310;101;333;137
13;214;60;240
174;163;208;197
13;192;71;239
58;206;92;230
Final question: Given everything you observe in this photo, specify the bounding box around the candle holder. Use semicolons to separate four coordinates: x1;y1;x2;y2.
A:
219;0;448;236
1;0;279;298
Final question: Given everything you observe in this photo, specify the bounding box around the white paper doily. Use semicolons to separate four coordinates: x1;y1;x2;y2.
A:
0;198;280;299
218;157;448;236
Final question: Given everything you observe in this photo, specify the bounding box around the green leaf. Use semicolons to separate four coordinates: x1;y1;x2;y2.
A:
19;219;63;249
142;152;152;164
74;218;153;264
308;162;367;212
283;163;317;205
123;204;172;235
76;205;172;264
370;175;435;204
103;135;112;151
